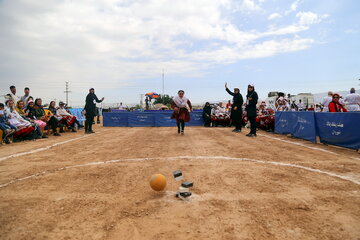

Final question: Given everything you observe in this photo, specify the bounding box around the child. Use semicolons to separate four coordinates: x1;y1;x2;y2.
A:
0;103;16;144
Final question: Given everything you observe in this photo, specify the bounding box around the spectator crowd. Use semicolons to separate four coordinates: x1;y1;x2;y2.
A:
1;85;85;145
274;88;359;112
203;87;359;131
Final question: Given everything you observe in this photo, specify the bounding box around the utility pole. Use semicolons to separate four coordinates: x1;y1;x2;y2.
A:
162;69;165;104
140;94;144;107
64;82;72;106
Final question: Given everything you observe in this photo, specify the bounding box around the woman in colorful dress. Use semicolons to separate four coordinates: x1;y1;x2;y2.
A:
33;98;61;136
171;90;192;135
329;93;347;112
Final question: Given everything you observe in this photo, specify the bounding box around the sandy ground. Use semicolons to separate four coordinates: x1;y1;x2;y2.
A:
0;124;360;240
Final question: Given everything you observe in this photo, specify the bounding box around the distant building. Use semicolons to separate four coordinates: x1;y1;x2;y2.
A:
294;93;314;106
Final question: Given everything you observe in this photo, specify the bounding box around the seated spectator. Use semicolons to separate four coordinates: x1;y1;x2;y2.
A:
226;100;232;110
307;105;315;111
56;101;84;131
4;100;36;140
25;100;48;138
202;102;212;127
16;100;44;139
0;103;16;143
276;93;289;111
329;94;347;112
33;98;61;136
258;101;267;115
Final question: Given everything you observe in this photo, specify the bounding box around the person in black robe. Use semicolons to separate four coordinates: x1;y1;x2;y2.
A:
84;88;104;134
202;102;212;127
225;83;243;132
245;84;258;137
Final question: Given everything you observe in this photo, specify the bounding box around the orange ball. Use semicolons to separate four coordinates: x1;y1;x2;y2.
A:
149;174;167;191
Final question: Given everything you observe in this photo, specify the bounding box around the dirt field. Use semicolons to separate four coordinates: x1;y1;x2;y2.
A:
1;124;360;240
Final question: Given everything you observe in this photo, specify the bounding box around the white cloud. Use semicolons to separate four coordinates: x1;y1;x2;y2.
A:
236;0;262;12
268;13;282;20
0;0;326;104
285;0;301;15
296;11;328;25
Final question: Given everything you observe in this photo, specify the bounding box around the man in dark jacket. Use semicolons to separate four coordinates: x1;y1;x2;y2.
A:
225;83;244;132
85;88;104;134
245;84;258;137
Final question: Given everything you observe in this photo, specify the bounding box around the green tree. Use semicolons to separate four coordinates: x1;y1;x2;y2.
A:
154;94;173;105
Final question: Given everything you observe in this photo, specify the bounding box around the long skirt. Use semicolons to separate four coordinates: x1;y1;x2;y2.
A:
171;108;190;123
34;120;46;130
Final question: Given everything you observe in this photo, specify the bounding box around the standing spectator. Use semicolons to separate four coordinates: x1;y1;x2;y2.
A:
225;83;244;133
329;94;347;112
344;88;360;111
84;88;104;134
118;102;124;110
245;84;258;137
322;91;333;112
21;87;33;107
202;102;212;127
5;86;20;104
145;97;149;110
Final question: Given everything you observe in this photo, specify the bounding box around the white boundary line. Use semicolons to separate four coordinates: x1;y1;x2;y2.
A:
1;156;359;189
258;134;360;161
0;134;94;163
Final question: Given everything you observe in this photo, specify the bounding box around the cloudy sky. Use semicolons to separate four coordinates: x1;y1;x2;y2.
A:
0;0;359;106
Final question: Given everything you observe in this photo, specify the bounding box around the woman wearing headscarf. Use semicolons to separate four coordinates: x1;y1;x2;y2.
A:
171;90;193;135
245;84;258;137
4;100;36;139
16;100;45;139
329;93;347;112
33;98;61;136
225;83;243;132
84;88;104;134
202;102;212;127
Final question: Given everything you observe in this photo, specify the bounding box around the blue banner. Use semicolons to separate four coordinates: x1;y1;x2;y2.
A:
69;108;86;122
188;112;205;126
103;112;128;127
315;112;360;150
292;111;316;143
275;111;297;134
128;113;156;127
275;112;316;142
155;113;177;127
103;111;205;127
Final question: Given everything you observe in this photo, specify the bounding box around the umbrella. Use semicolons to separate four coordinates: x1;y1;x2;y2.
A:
145;92;160;98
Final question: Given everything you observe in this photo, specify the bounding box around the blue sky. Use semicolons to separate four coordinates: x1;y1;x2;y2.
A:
0;0;359;106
